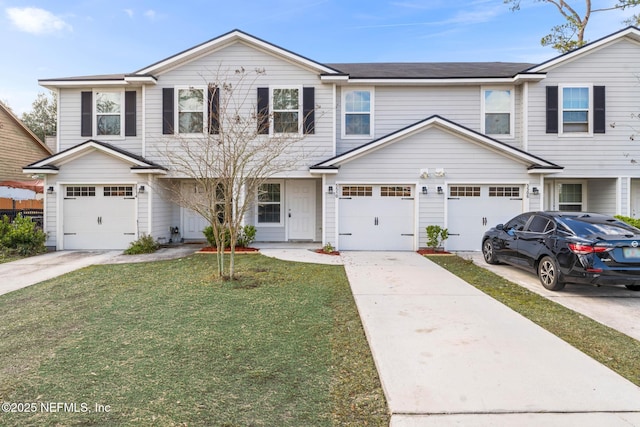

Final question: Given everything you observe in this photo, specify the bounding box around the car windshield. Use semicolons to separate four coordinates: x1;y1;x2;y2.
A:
560;217;640;237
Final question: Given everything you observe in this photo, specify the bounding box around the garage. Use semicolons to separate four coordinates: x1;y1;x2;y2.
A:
63;185;136;250
338;184;415;251
446;185;524;251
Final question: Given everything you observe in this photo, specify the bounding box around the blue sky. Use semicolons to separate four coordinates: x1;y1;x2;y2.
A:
0;0;636;115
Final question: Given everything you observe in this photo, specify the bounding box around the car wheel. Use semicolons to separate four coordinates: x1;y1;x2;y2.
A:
626;285;640;291
538;256;565;291
482;239;499;264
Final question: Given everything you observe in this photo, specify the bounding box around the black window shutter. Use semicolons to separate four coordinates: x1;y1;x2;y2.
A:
546;86;558;134
125;91;136;136
81;91;92;137
162;88;174;135
208;85;220;134
303;87;315;134
594;86;606;134
257;87;269;134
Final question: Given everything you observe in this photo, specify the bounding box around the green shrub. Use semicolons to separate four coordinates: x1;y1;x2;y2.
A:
0;214;46;256
615;215;640;229
203;225;257;248
124;234;159;255
426;225;449;250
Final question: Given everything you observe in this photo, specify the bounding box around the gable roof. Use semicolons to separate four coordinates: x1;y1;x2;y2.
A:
39;30;342;89
23;139;167;174
526;26;640;73
311;115;562;173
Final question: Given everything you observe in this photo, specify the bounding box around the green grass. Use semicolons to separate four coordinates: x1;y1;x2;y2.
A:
427;255;640;387
0;254;388;426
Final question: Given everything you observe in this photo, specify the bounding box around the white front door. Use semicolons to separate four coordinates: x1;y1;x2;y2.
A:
287;180;316;240
183;208;209;239
63;185;136;250
447;185;524;251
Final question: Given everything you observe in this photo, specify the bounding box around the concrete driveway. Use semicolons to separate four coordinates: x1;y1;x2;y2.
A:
461;252;640;341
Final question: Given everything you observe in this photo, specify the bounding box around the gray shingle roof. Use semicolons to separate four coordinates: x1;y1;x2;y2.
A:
325;62;536;79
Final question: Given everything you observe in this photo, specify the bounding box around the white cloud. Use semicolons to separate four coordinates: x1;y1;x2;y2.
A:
144;9;156;20
124;9;134;18
6;7;72;35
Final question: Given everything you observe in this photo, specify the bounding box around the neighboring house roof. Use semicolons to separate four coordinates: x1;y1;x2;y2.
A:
311;115;563;173
0;103;52;181
23;139;167;175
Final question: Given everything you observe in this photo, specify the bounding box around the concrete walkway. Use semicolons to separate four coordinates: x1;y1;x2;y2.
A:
341;251;640;427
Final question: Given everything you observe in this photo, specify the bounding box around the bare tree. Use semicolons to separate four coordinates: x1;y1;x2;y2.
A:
157;67;317;279
505;0;640;52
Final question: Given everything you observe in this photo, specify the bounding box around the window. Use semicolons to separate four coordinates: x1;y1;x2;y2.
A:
526;215;554;233
341;186;372;197
96;92;123;136
104;186;133;197
489;186;520;197
257;183;282;224
558;183;583;211
272;88;300;133
483;88;513;136
178;88;205;133
561;86;589;133
66;186;96;197
450;186;481;197
343;89;373;137
381;186;411;197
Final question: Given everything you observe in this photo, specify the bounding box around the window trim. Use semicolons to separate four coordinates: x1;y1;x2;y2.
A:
341;87;374;139
256;180;284;227
94;90;124;138
556;180;587;212
270;86;303;135
559;84;593;137
481;86;514;138
175;85;207;135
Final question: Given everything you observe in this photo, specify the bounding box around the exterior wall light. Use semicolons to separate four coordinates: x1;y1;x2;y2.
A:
422;186;428;195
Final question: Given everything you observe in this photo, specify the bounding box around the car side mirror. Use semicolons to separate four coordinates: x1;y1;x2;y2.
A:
496;224;504;231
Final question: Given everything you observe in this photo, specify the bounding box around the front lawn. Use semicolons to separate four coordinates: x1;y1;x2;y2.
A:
0;254;388;426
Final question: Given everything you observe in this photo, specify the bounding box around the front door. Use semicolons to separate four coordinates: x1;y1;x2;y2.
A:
287;180;316;240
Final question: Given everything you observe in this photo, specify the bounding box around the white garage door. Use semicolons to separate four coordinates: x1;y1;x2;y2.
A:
339;185;415;251
63;185;136;250
447;185;524;251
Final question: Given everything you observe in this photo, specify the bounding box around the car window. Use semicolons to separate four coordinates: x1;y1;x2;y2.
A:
526;215;552;233
562;218;640;237
505;213;530;232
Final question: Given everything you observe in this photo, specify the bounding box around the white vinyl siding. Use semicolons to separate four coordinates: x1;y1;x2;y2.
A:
143;42;334;174
527;38;640;177
57;88;143;155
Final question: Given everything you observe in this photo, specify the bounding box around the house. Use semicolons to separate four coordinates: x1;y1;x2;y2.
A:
24;27;640;251
0;103;52;209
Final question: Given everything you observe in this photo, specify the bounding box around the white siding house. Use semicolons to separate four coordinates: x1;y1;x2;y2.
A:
24;27;640;251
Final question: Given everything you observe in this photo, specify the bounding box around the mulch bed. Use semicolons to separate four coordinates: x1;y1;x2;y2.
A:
417;248;452;255
314;249;341;256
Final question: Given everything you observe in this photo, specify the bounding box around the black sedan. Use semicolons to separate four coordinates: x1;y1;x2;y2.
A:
481;211;640;291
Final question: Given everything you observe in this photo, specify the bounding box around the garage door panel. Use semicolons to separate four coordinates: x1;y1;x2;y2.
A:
63;185;136;250
338;185;415;251
447;185;523;251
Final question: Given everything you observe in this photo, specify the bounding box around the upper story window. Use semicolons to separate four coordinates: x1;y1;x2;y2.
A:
177;88;205;134
81;91;136;138
342;88;373;138
95;92;123;136
561;86;590;134
272;88;301;133
482;88;513;137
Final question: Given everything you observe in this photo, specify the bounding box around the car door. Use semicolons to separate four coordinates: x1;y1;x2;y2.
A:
516;214;555;272
494;213;531;265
